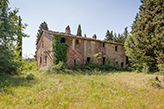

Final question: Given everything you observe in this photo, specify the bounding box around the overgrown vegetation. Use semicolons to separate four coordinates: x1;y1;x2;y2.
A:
0;0;29;74
1;70;164;108
20;59;37;71
125;0;164;72
52;34;69;65
82;52;124;71
104;27;128;44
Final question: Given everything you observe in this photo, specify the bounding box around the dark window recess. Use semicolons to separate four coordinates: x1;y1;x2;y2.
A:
45;56;47;65
121;62;124;68
42;42;44;48
40;57;42;64
116;61;118;65
87;57;91;62
103;43;105;47
115;46;118;51
76;40;79;44
61;38;66;43
126;56;128;65
74;59;76;65
103;57;106;65
87;41;90;45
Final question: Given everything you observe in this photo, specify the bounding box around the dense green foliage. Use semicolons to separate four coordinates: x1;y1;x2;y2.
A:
36;21;48;38
52;34;69;64
76;24;82;36
0;0;28;74
125;0;164;72
16;16;22;60
104;27;128;44
21;59;37;71
84;34;86;37
104;30;113;41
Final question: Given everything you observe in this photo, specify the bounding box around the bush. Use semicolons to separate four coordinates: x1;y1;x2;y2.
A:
142;63;149;73
134;63;150;73
21;59;37;71
26;73;35;80
53;61;66;72
0;46;20;74
71;64;79;70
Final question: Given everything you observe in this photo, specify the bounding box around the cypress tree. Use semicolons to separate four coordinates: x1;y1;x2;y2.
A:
84;34;86;37
36;21;48;38
123;27;128;43
76;24;82;36
104;30;113;41
17;16;22;60
125;0;164;71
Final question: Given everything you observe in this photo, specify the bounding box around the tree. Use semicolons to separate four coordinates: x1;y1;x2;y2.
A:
84;34;86;37
125;0;164;71
76;24;82;36
104;30;113;41
36;21;48;38
122;27;128;43
0;0;28;73
17;16;22;60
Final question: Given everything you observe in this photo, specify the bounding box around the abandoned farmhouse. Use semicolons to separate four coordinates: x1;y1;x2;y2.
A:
36;26;126;68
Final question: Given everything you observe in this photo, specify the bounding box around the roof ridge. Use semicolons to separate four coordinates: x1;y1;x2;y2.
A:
37;29;124;46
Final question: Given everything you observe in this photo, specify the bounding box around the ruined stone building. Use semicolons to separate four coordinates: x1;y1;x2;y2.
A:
36;26;126;68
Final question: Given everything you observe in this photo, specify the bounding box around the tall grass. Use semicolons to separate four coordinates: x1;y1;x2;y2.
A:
0;70;164;108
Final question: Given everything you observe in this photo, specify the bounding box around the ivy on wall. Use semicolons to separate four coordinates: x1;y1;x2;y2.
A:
52;33;69;64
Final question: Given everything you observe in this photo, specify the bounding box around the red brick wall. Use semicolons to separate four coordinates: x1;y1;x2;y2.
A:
37;32;53;67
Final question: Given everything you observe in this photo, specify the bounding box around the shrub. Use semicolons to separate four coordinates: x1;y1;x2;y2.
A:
134;63;150;73
53;61;66;72
26;73;35;80
142;63;149;73
20;59;37;71
71;64;79;70
156;64;164;75
83;53;124;71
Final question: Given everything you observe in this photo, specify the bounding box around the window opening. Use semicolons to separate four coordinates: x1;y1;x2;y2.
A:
74;59;76;65
40;57;42;64
76;40;79;44
103;57;106;65
87;41;90;46
103;43;105;47
87;57;91;63
115;46;118;51
45;56;47;65
61;37;66;43
42;41;44;48
121;62;124;68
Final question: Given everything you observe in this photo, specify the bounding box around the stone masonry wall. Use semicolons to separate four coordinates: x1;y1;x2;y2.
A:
37;31;126;68
37;32;53;67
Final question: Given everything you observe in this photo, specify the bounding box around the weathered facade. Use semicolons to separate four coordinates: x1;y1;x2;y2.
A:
36;26;126;68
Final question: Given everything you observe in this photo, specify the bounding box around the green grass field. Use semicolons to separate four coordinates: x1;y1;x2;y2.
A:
0;70;164;108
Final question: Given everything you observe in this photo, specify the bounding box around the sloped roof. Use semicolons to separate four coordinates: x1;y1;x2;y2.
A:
36;29;124;46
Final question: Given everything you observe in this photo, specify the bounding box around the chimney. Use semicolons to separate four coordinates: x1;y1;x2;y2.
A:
65;25;71;34
92;34;97;39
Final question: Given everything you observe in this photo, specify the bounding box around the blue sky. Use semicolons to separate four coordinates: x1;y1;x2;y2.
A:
9;0;141;58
